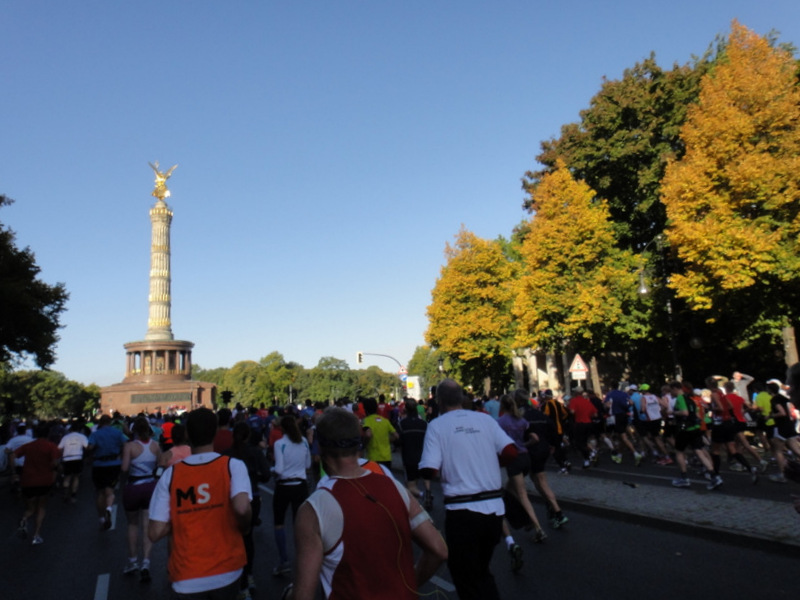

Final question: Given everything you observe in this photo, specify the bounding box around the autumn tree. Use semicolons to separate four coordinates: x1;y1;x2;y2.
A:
426;227;515;393
525;55;714;251
514;162;643;370
661;21;800;365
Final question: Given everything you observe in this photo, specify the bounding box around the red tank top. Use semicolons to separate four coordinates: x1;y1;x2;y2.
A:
326;473;417;600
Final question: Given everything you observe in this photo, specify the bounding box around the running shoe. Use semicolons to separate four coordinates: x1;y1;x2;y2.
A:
634;452;643;467
769;473;788;483
611;453;622;465
123;561;139;575
759;459;769;473
658;457;674;466
272;563;291;577
729;462;744;472
706;475;723;490
533;528;548;543
671;477;691;488
558;467;570;475
103;507;112;530
582;460;591;469
509;543;523;573
31;535;44;546
550;514;569;529
17;519;27;539
140;559;151;582
751;466;759;485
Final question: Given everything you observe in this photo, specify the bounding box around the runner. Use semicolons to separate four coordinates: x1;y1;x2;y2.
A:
88;414;129;530
120;416;161;581
14;422;59;545
271;415;311;578
57;419;89;503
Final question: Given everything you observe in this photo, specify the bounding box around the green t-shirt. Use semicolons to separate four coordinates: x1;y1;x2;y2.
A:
754;391;775;426
675;395;700;431
363;414;396;462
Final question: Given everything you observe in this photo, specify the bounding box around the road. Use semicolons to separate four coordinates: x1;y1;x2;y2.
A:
0;456;796;600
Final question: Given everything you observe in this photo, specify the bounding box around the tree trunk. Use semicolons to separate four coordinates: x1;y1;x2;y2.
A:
783;325;799;368
561;351;572;393
546;352;560;393
590;356;602;394
524;348;540;393
512;353;525;390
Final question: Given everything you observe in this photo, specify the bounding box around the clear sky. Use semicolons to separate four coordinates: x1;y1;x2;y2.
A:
3;1;800;387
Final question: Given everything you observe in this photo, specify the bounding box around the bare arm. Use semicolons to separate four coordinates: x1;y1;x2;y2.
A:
408;496;447;586
232;491;252;535
291;502;323;600
148;519;170;543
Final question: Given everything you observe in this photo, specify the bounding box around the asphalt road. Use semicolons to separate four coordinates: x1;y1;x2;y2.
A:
0;459;796;600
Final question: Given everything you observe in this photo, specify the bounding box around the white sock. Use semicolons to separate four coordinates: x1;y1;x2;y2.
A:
505;535;515;548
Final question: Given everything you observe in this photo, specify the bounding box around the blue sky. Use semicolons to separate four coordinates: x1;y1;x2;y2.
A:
3;1;800;387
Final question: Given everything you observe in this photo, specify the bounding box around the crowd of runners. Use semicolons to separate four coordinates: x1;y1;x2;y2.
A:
2;370;800;599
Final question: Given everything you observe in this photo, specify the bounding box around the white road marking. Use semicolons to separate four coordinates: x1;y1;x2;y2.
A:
94;573;110;600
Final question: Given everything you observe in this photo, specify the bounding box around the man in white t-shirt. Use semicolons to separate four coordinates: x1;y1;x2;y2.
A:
58;420;89;502
419;379;517;600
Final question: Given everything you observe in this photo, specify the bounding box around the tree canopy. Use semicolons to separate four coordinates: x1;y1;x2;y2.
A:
662;21;800;349
0;195;69;368
426;227;515;391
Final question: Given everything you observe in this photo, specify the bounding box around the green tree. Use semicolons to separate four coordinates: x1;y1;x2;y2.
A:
0;195;69;368
661;21;800;364
426;227;515;392
222;360;262;407
524;54;713;251
406;345;447;394
514;162;642;356
303;357;355;402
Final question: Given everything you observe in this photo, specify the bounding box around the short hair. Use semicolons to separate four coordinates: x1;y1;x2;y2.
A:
362;397;378;416
217;408;232;426
405;399;417;412
437;379;464;409
316;407;362;459
723;381;735;393
186;408;218;448
513;388;530;408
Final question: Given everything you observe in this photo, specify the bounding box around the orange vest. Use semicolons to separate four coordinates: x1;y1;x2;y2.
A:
168;456;246;583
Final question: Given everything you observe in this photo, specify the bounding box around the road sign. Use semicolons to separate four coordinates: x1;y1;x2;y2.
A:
569;353;588;374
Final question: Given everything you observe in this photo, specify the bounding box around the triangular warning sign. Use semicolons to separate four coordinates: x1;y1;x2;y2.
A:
569;353;588;373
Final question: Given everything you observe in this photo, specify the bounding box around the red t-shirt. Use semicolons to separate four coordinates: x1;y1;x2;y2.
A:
15;438;59;487
212;428;233;454
725;393;747;423
570;394;598;424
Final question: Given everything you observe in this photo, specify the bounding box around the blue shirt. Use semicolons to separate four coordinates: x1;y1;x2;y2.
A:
605;389;631;416
88;426;128;466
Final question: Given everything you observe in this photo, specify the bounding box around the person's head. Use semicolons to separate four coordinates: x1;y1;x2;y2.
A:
437;379;464;411
767;381;781;395
186;408;218;448
34;422;49;439
362;397;378;416
217;408;232;427
98;415;112;428
723;381;735;394
500;394;520;419
405;399;417;414
513;388;530;410
132;416;152;441
232;421;251;448
171;423;187;446
280;415;303;444
316;407;362;460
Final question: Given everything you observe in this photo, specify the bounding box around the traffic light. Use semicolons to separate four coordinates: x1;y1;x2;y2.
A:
357;351;363;364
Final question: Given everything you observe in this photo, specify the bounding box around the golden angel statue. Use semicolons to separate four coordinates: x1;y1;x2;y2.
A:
148;161;178;200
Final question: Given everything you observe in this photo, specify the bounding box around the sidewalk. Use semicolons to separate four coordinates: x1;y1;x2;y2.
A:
539;472;800;550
